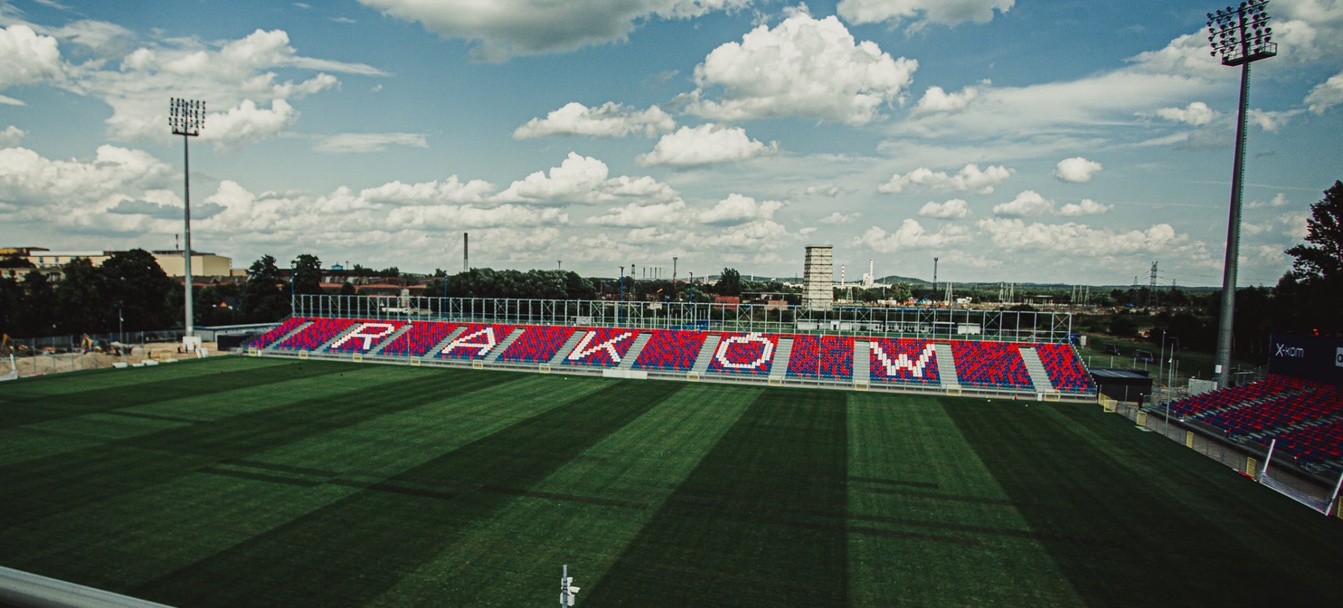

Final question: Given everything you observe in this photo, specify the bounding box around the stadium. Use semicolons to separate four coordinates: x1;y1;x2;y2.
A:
3;294;1343;607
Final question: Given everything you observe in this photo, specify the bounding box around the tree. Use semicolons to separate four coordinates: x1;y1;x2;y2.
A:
101;249;175;331
242;255;289;322
1283;180;1343;335
716;267;742;297
291;254;325;296
54;257;110;334
0;275;22;337
18;270;56;337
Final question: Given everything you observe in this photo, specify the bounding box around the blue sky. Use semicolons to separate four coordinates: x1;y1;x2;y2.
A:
2;0;1340;286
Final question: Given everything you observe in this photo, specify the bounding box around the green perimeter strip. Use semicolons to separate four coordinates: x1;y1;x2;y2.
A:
0;374;612;596
846;394;1083;607
581;387;848;606
944;402;1341;607
0;358;347;429
0;366;509;527
131;379;686;608
369;382;762;606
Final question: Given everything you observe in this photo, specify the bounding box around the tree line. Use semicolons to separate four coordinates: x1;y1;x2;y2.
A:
2;181;1338;355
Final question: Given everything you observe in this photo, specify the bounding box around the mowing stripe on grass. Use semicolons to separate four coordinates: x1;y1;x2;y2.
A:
0;366;517;526
0;359;349;429
131;379;685;608
945;401;1342;607
0;370;612;596
846;394;1083;607
372;382;762;606
583;387;848;606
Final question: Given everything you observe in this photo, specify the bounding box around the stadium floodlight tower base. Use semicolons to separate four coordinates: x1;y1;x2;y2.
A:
1258;439;1343;516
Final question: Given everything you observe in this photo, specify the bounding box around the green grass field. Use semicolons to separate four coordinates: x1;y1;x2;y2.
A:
2;357;1341;607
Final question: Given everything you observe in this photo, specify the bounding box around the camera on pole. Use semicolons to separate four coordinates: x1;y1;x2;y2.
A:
560;565;580;607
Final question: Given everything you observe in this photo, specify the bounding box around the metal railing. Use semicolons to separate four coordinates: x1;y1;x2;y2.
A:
293;295;1075;343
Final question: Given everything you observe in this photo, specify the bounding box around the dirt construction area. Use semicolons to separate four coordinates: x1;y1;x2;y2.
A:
1;341;220;379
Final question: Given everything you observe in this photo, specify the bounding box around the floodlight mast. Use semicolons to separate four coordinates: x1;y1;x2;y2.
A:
169;98;205;345
1206;1;1276;389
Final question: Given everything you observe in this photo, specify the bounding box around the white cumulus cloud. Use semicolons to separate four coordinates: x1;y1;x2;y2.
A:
587;200;688;227
360;176;495;205
977;218;1193;257
838;0;1015;29
513;101;676;139
879;163;1012;194
913;81;985;115
74;28;379;148
0;125;25;146
992;190;1055;217
637;124;778;167
698;193;783;225
1153;101;1217;126
854;219;970;252
918;198;970;219
1305;71;1343;114
493;151;679;205
1058;198;1112;216
1054;157;1103;183
685;10;916;125
314;132;429;154
0;25;63;105
358;0;750;61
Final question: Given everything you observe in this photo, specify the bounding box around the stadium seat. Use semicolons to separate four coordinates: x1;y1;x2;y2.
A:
498;325;576;363
706;332;777;376
633;329;707;371
949;340;1033;390
1034;343;1095;393
382;321;458;357
868;338;940;385
274;317;360;352
563;327;639;367
327;320;404;353
439;323;515;360
247;317;308;350
786;335;854;381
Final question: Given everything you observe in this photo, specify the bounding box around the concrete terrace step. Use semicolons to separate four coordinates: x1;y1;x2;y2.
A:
550;330;591;365
484;329;525;363
691;335;722;374
769;337;794;381
617;332;653;370
1018;346;1052;392
853;340;871;385
424;326;468;358
934;342;960;388
369;324;413;356
262;320;311;352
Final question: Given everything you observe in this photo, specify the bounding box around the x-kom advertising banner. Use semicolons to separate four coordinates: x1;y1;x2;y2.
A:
1267;333;1343;387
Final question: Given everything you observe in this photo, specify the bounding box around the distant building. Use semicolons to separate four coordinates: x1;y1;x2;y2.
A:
150;250;235;278
802;245;834;311
1;246;239;281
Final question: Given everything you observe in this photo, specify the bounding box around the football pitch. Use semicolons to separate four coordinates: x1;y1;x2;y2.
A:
2;357;1341;607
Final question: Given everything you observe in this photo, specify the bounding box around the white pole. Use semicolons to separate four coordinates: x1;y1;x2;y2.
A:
1259;438;1277;481
1328;468;1343;517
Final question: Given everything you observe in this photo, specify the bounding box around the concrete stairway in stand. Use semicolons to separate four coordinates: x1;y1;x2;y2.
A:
1018;346;1053;392
768;337;794;381
933;342;960;389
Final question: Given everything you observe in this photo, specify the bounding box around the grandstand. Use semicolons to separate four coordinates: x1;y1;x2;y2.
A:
246;296;1098;400
1153;333;1343;508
